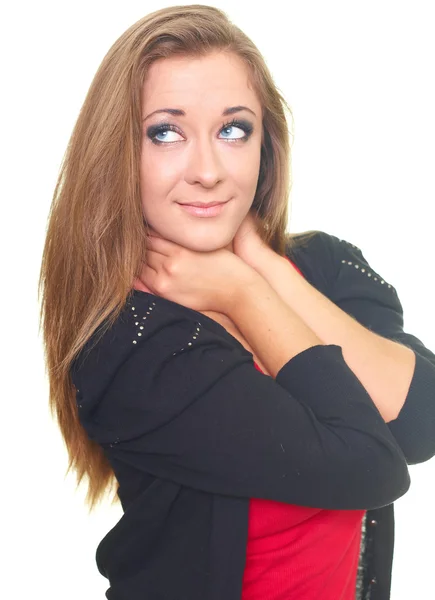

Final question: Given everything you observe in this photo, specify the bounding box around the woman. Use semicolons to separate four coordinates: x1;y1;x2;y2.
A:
38;5;435;600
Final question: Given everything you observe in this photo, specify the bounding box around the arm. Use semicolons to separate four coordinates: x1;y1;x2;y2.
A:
72;290;410;510
249;232;435;464
244;247;415;422
225;272;323;378
332;236;435;464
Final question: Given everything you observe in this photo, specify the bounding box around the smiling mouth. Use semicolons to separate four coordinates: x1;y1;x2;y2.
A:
179;200;229;208
178;200;230;217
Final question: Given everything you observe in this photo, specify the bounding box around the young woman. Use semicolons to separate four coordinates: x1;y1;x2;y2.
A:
39;5;435;599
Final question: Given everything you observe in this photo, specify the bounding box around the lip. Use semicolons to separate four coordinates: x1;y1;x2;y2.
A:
178;200;230;217
182;201;226;208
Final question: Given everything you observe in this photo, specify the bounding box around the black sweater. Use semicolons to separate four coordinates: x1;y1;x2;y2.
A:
71;231;435;600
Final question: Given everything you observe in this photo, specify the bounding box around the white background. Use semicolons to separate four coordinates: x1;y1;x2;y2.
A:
2;1;434;598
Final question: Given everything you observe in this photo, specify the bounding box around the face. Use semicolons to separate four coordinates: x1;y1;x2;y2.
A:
140;51;263;252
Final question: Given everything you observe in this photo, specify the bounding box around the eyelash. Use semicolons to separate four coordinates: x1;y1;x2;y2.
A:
147;118;254;146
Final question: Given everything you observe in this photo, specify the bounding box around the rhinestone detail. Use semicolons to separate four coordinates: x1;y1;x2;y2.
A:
131;301;157;343
173;323;202;356
340;248;393;290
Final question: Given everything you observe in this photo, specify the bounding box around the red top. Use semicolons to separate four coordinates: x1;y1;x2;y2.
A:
241;258;365;600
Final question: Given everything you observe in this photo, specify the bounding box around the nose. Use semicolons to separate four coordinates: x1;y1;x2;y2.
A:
184;134;225;188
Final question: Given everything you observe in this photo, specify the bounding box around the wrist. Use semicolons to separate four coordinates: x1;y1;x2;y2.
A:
253;246;292;282
226;269;272;319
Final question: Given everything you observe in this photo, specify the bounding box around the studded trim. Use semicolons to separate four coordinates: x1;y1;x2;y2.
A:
172;322;202;356
338;239;397;294
131;300;157;344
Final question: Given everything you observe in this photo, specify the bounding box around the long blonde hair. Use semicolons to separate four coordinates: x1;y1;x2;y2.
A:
38;4;317;512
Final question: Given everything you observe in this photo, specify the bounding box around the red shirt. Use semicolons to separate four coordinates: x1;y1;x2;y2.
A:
241;259;365;599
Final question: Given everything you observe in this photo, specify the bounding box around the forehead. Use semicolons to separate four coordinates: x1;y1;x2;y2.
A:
142;52;261;113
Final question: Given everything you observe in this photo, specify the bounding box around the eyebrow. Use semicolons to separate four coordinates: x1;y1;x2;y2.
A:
142;105;257;122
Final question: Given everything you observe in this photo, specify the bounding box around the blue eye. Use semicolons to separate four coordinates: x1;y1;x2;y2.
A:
220;123;249;140
147;118;254;145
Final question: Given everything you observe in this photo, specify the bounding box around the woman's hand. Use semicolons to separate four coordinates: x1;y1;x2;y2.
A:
232;209;275;270
136;232;257;314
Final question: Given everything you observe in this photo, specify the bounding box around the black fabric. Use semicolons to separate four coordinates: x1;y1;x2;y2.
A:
287;232;435;599
71;231;435;600
361;505;395;600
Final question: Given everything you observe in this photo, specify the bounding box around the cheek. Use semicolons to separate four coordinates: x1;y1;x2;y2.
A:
140;157;179;218
230;147;262;193
140;153;179;190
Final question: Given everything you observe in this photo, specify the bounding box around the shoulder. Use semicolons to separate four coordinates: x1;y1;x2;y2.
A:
70;291;251;417
286;229;398;298
72;292;173;373
70;290;256;443
70;293;191;408
286;229;363;263
284;230;340;296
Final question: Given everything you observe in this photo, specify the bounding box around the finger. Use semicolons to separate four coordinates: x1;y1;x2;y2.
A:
146;234;178;257
143;250;161;271
146;236;171;258
138;261;158;289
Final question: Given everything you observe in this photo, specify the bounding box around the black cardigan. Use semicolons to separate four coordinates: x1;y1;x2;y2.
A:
71;231;435;600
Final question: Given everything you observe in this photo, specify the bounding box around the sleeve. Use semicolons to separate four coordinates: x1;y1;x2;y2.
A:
329;234;435;464
71;297;409;511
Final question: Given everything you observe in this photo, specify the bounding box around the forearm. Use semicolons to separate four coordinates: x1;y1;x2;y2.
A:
254;251;416;422
229;275;323;379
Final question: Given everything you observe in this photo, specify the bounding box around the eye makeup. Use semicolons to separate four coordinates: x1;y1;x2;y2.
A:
146;117;254;146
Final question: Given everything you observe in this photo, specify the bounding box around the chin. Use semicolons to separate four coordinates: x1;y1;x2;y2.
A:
183;236;233;253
